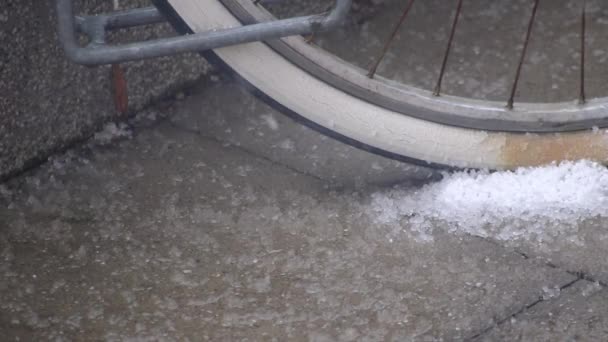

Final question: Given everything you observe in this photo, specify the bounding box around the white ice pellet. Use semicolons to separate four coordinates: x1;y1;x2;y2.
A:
369;160;608;243
93;122;131;145
260;114;279;131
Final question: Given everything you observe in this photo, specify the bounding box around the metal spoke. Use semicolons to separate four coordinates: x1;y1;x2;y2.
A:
367;0;416;78
579;0;587;104
433;0;464;96
507;0;540;109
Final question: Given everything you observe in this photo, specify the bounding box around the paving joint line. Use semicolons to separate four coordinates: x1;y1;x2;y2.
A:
0;74;207;184
166;120;342;188
466;276;585;341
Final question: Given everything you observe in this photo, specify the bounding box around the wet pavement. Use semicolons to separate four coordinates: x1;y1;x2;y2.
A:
1;74;607;341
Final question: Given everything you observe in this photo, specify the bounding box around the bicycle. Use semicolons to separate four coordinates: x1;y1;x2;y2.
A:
56;0;608;170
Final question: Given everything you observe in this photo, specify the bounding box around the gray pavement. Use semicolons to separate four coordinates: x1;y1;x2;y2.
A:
0;74;606;341
480;281;607;341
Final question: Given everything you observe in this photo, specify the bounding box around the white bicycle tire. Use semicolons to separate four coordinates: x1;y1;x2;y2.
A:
160;0;608;169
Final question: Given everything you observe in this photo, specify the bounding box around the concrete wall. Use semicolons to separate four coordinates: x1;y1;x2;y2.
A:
0;0;208;180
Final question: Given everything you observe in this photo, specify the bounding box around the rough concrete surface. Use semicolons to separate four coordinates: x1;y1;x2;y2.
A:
0;0;208;180
0;102;579;340
480;280;608;341
2;70;608;340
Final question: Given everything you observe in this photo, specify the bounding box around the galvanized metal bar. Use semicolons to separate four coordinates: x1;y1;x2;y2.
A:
74;7;165;45
105;7;165;29
75;7;165;33
56;0;351;65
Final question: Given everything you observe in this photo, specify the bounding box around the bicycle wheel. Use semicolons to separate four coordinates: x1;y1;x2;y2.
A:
153;0;608;169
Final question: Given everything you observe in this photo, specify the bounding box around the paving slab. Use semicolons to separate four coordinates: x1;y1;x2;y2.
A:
168;76;438;189
0;120;575;341
479;280;608;341
493;219;608;285
168;73;608;288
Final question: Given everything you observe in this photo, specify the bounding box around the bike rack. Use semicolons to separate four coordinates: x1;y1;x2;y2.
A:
56;0;351;65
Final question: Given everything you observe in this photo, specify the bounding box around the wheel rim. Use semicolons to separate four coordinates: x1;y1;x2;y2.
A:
159;0;608;169
220;0;608;133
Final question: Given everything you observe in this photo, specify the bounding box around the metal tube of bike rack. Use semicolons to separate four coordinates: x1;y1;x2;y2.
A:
56;0;351;66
